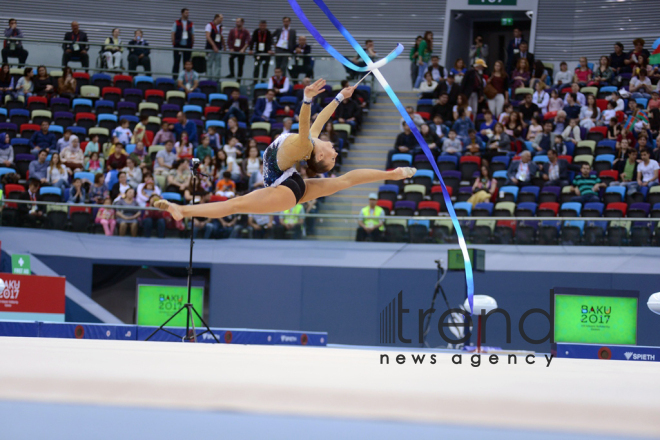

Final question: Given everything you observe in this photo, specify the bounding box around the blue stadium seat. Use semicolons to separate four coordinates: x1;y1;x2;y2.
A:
519;186;540;202
206;120;226;130
0;167;16;177
473;202;493;216
582;202;604;217
391;153;413;166
454;201;472;216
499;186;519;202
74;171;95;182
98;113;118;123
515;202;537;216
493;170;508;180
533;155;549;164
209;93;228;105
491;155;510;171
125;144;136;154
39;186;62;196
635;98;648;109
161;192;183;203
48;124;63;135
560;202;582;217
279;96;298;105
72;98;93;110
605;186;626;203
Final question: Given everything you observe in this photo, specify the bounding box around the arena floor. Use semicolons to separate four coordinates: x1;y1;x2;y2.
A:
0;337;657;439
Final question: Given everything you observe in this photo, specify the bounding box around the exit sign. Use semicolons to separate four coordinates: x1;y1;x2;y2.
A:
469;0;518;5
501;17;514;25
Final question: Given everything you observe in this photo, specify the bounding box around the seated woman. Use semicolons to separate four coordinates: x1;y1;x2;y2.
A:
511;58;531;90
156;79;416;220
0;132;15;168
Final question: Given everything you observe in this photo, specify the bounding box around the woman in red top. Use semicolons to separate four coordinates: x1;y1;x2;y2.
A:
573;57;592;87
486;60;508;118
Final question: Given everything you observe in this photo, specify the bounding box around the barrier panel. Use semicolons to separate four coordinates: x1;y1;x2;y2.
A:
0;273;65;322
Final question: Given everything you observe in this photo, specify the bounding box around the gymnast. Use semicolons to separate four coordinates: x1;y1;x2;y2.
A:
155;78;416;221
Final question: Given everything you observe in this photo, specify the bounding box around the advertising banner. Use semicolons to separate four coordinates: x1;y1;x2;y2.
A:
0;273;66;322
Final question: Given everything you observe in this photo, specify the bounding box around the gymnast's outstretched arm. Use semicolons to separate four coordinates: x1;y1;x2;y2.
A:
310;84;357;138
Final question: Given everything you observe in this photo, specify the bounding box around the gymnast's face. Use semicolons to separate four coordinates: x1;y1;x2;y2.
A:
312;139;337;172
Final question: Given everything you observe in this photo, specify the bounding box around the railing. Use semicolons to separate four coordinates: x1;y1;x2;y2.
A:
2;198;658;246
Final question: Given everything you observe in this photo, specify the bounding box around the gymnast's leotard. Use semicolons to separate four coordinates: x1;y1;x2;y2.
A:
262;133;307;203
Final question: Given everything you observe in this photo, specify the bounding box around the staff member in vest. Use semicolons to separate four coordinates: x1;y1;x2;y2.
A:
281;203;305;239
171;8;195;77
205;14;225;82
356;193;385;242
227;17;250;79
289;35;313;80
273;17;297;72
268;67;290;96
250;20;274;82
2;19;29;67
102;28;123;71
128;29;151;75
62;21;89;70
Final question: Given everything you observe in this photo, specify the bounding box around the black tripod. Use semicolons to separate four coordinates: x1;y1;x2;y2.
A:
146;160;219;343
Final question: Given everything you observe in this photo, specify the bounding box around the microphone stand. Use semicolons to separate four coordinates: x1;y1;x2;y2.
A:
146;161;219;343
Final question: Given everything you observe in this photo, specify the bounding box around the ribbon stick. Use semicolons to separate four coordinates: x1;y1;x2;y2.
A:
288;0;474;313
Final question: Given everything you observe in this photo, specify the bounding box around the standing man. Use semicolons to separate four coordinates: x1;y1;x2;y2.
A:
127;29;151;75
2;19;28;67
513;42;535;72
205;14;225;82
227;18;250;79
461;59;486;118
273;17;296;72
171;8;195;77
62;21;89;70
250;20;273;82
356;193;385;242
289;35;313;80
506;28;524;74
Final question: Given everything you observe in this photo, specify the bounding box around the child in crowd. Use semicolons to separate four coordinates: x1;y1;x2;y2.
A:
85;134;100;157
498;103;513;124
526;115;543;141
223;137;243;160
207;126;222;151
552;135;567;156
131;115;150;146
442;130;462;156
112;119;133;145
175;131;193;159
95;197;116;236
198;155;215;192
195;135;214;161
215;171;236;198
548;89;563;113
601;101;617;125
85;151;103;172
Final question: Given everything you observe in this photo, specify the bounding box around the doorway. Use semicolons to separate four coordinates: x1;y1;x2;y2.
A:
474;19;531;71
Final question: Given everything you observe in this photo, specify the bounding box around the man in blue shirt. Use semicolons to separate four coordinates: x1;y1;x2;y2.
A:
563;93;581;120
29;121;56;154
173;111;198;146
28;149;49;183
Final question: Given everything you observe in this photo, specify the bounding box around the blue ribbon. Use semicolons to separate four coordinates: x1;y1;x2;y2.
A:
288;0;474;313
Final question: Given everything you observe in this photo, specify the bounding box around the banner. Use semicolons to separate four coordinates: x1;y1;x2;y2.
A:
0;273;65;322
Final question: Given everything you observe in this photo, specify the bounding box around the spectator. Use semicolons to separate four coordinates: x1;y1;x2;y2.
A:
452;107;474;147
177;60;199;94
197;155;215;192
610;148;638;194
113;119;132;146
442;129;462;157
461;59;486;115
281;203;305;239
67;178;86;204
484;123;512;163
630;69;653;100
171;8;194;76
290;35;313;79
62;22;89;69
519;93;539;123
249;20;273;82
570;163;606;204
479;111;496;140
562;117;581;143
166;159;191;194
136;175;161;207
174;111;198;145
467;165;497;207
606;116;620;140
387;122;418;168
452;93;472;121
0;132;14;167
103;135;119;157
336;95;361;131
530;60;548;90
469;35;488;66
531;120;554;155
532;82;550;114
89;173;109;204
131;114;150;147
414;31;433;89
154;140;177;175
648;90;660;111
123;157;142;189
223;138;243;178
15;66;33;98
224;116;248;145
227;18;250;79
33;65;55;97
431;92;453;123
18;178;45;227
486;60;508;118
28;121;54;154
540;148;569;187
465;129;484;156
56;129;74;154
635;148;659;191
430;114;449;142
548;89;563;113
563;93;581;120
565;83;586;106
553;110;567;135
553;62;572;89
427;55;445;82
196;135;214;161
153;121;175;146
242;144;261;178
251;89;282;123
46;152;70;189
504;110;523;141
0;63;14;96
85;151;103;173
579;95;600;130
507;150;537;187
114;188;140;237
110;171;131;200
506;28;524;73
273;17;296;72
223;89;249;122
248;158;265;191
106;143;128;170
248;212;273;239
2;19;28;66
449;58;467;84
102;28;123;71
419;123;443;157
61;135;84;171
356;193;384;242
573;57;592;86
552;134;567;155
591;56;613;86
128;29;151;75
143;194;167;238
625;38;650;72
511;58;530;90
175;131;193;159
409;35;422;88
281;117;294;135
513;41;535;71
215;170;236;198
267;67;290;95
205;14;225;82
526;115;543;141
433;73;459;106
28;149;49;183
57;66;76;99
610;42;627;75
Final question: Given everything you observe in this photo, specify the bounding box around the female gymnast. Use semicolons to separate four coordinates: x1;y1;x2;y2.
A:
155;78;416;221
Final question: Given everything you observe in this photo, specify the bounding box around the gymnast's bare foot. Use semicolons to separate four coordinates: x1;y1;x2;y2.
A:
392;167;417;180
154;199;183;221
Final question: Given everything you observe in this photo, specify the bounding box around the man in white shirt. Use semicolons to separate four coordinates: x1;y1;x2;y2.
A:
267;67;290;95
564;83;586;106
205;14;225;81
635;148;659;192
400;106;425;131
272;16;296;72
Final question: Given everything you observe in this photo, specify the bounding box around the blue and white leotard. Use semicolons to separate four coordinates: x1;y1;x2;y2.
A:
262;133;296;187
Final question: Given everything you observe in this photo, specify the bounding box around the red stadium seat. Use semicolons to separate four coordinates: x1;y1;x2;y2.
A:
558;155;572;164
80;141;88;152
163;117;178;125
210;195;228;203
431;185;452;196
589;126;607;136
75;112;96;122
27;96;48;111
376;199;393;214
599;170;619;181
416;111;430;121
418;200;440;214
596;99;608;112
606;202;627;217
538;202;559;216
543;111;557;121
69;206;92;214
20;123;40;135
460;156;481;165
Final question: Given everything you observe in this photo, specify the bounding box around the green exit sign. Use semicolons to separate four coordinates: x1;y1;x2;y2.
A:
501;17;514;26
469;0;518;5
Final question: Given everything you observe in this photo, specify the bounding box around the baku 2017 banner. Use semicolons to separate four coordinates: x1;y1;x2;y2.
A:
0;273;66;322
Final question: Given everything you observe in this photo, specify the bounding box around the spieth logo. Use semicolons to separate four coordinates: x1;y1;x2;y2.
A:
280;335;297;343
624;352;655;361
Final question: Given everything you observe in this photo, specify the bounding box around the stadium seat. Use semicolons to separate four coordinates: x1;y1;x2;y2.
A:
627;203;650;218
604;186;626;204
376;199;393;215
394;200;416;216
384;218;408;242
221;81;240;95
88;127;110;145
582;202;604;217
72;98;93;113
538;220;561;245
251;122;271;137
27;96;48;111
514;220;538;245
155;77;176;92
94;99;115;115
391;153;413;168
457;186;473;202
499;186;519;202
79;85;100;99
453;202;472;217
649;187;660;206
209;93;228;107
493;201;515;217
580;87;598;97
198;80;218;97
490;155;510;172
113;75;133;91
166;91;186;108
183;105;203;121
560;220;584;245
605;202;627;217
573;155;593;167
188;92;207;108
441;170;461;194
472;202;493;217
418;201;440;217
145;89;165;105
413;154;432;171
651;203;660;218
9;109;29;126
161;192;183;204
575;140;596;156
437;155;458;172
598;170;618;185
595;140;616;156
74;171;95;183
586;126;607;143
532;155;549;165
91;73;112;89
430;185;452;206
519;186;539;203
75;112;96;131
559;202;581;217
597;86;617;99
378;184;399;203
537;202;559;217
416;99;434;114
494;220;516;244
134;75;155;93
459;156;480;181
493;170;508;188
470;219;495;244
408;219;431;243
123;88;144;105
412;169;434;191
594;154;614;173
98;114;118;131
606;220;630;246
403;184;426;203
515;202;537;217
19;124;39;140
635;98;648;109
514;87;533;100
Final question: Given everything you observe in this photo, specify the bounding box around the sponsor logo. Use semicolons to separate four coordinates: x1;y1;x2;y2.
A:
280;335;297;342
624;352;656;361
125;331;132;337
0;279;21;303
624;352;633;360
